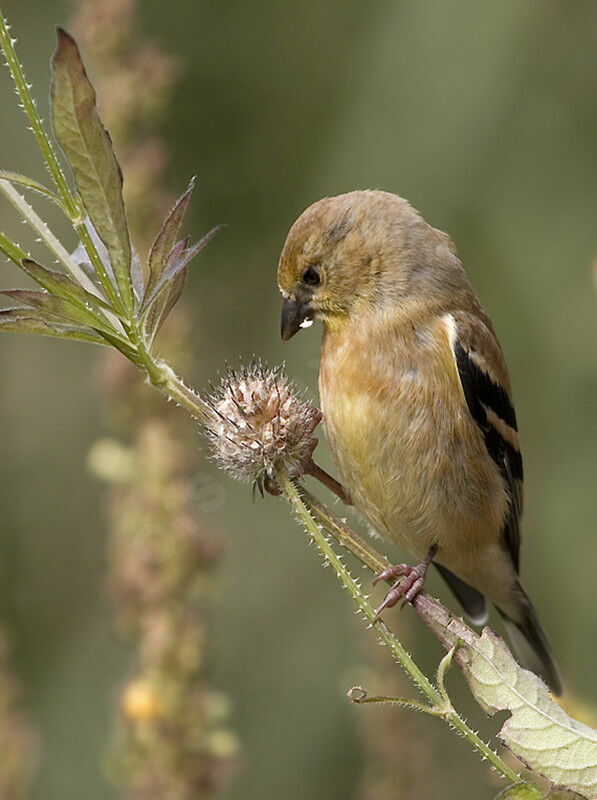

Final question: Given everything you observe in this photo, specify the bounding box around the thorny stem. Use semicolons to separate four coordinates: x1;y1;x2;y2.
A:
0;9;73;213
0;229;27;266
127;327;211;423
300;487;390;575
0;11;124;315
275;467;442;700
0;179;102;294
296;482;529;785
275;466;524;787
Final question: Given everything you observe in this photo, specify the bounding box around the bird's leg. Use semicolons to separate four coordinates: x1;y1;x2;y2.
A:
303;459;352;505
262;459;351;505
373;543;438;619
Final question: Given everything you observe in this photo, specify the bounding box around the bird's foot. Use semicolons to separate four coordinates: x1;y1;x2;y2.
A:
373;545;437;620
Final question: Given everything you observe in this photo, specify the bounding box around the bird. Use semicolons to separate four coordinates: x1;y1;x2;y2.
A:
277;189;561;695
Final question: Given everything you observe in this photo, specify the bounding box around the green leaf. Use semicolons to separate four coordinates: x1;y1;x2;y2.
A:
0;308;105;344
51;28;133;313
416;596;597;799
1;288;114;333
19;258;117;333
145;178;195;302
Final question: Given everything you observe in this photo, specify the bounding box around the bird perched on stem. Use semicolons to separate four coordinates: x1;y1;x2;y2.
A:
277;189;561;695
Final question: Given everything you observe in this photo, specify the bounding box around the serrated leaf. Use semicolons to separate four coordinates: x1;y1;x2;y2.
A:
145;178;195;302
0;308;105;344
51;28;133;312
19;258;117;333
416;596;597;799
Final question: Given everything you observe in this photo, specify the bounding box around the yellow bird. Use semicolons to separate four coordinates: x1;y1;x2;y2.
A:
277;189;561;695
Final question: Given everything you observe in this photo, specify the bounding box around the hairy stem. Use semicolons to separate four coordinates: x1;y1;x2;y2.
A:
127;329;211;423
0;9;74;213
0;179;101;293
276;466;524;786
0;230;27;265
0;12;124;314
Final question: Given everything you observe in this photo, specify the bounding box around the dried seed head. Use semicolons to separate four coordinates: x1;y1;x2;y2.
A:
205;363;320;491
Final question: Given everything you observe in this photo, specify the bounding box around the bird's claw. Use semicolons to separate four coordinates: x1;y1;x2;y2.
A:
373;548;437;620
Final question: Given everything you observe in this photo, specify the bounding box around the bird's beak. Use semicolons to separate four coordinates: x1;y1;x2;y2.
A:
280;297;314;342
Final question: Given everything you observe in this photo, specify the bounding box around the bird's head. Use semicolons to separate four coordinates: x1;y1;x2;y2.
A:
277;189;459;341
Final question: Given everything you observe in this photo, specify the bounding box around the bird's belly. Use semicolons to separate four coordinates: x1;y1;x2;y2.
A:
320;374;507;563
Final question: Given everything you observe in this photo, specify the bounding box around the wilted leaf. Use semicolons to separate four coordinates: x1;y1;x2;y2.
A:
19;259;116;333
416;595;597;799
0;308;105;344
546;790;590;799
145;179;195;302
51;28;133;312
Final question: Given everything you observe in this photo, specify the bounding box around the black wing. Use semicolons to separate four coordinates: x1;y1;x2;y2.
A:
453;337;523;571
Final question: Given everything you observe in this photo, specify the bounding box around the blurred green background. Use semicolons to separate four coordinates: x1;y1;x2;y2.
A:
1;1;596;798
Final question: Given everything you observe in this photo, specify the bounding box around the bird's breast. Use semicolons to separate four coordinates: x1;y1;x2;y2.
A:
318;318;507;559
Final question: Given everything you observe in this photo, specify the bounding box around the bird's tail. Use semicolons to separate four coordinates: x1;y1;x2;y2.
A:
498;583;562;696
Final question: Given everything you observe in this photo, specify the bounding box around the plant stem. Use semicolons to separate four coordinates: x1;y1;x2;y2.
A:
126;325;211;422
0;179;100;293
0;11;124;314
0;230;27;265
300;487;390;575
0;9;74;214
0;170;70;214
275;466;524;786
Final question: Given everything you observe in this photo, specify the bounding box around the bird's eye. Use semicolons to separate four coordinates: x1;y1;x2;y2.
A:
302;265;321;286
